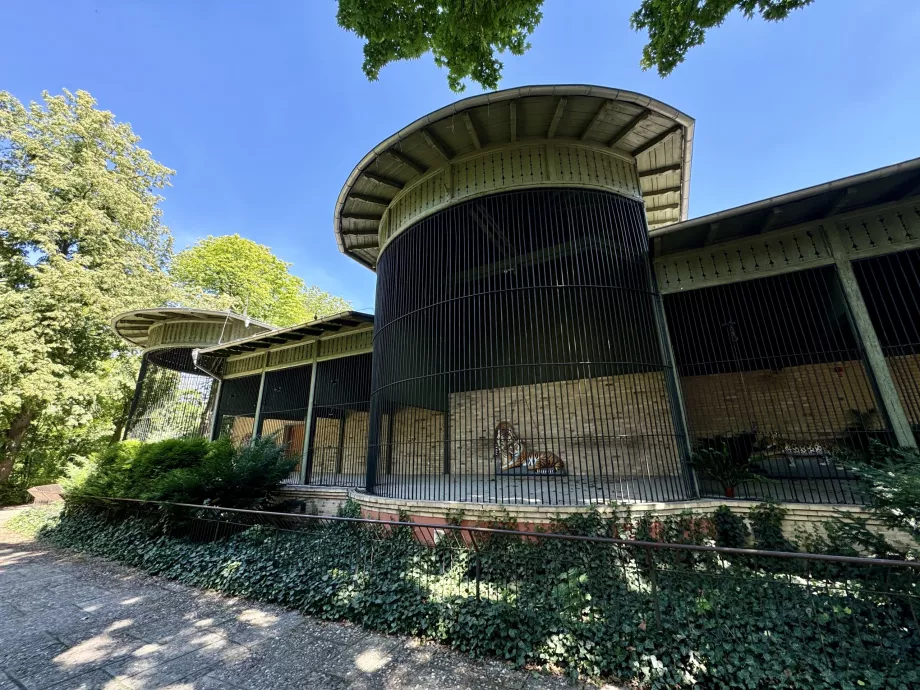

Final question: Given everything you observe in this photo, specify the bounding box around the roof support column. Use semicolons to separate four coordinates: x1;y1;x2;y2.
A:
208;379;224;441
825;222;916;448
299;347;320;484
252;368;267;441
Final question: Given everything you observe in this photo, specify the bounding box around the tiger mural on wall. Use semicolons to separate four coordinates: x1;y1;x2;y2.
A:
494;421;566;474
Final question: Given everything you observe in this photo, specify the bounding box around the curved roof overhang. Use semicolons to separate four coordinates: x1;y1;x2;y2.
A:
335;84;695;270
112;308;274;350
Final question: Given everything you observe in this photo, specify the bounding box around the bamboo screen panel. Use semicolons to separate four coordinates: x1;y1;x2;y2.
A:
664;266;884;504
368;188;690;505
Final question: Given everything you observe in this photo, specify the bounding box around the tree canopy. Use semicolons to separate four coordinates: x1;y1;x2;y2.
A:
0;89;176;485
337;0;815;91
171;234;351;327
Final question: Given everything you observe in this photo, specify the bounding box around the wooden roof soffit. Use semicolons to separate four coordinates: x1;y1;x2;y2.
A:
639;163;681;179
644;185;682;197
341;228;379;237
421;128;453;162
350;238;380;250
363;172;404;190
606;109;652;149
341;213;383;222
509;100;517;142
580;101;613;141
632;125;681;158
387;149;427;176
647;202;680;213
547;97;567;138
349;193;390;206
461;112;482;150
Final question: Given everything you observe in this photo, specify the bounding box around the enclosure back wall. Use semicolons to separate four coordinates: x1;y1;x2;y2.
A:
368;188;690;504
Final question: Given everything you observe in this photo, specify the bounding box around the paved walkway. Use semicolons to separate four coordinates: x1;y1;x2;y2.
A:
0;508;590;690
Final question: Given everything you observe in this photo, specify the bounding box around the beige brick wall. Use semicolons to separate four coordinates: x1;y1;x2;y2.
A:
380;407;445;475
448;371;681;477
311;410;369;479
680;360;882;441
888;353;920;425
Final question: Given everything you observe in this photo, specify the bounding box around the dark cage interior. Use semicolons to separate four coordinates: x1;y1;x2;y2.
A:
256;365;312;482
664;266;886;504
854;248;920;444
368;188;690;505
214;374;262;445
125;348;219;443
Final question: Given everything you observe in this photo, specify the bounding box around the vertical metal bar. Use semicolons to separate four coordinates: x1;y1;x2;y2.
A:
251;367;267;441
122;352;149;441
208;378;224;441
825;222;915;447
299;348;319;485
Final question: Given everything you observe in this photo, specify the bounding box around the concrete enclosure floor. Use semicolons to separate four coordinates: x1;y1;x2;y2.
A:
0;507;614;690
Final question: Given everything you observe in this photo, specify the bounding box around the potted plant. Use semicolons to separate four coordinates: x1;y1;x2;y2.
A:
690;441;764;498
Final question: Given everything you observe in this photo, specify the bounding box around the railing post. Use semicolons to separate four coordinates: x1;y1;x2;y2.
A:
644;547;662;629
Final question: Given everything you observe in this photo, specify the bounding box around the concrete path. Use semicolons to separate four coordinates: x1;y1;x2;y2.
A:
0;508;591;690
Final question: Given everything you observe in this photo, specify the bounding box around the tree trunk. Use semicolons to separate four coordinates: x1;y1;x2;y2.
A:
0;407;33;484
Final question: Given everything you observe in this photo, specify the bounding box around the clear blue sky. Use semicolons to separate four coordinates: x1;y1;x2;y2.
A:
4;0;919;312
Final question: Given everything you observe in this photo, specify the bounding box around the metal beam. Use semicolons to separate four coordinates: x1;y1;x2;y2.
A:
462;112;482;149
387;149;426;176
632;125;681;158
349;193;390;206
421;128;453;161
580;100;612;141
509;99;517;142
607;109;651;149
638;163;681;179
363;172;404;190
547;97;567;138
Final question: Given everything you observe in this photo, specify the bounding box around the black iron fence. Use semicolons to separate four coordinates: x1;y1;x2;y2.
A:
67;495;919;687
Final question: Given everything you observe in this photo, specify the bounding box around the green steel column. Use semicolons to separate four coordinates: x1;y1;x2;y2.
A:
299;348;320;485
825;222;915;448
251;369;267;440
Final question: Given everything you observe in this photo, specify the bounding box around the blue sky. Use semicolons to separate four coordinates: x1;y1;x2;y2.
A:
4;0;919;312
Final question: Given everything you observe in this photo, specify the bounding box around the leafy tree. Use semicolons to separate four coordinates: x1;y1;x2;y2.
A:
171;234;351;327
336;0;544;92
631;0;815;77
336;0;815;90
0;89;176;487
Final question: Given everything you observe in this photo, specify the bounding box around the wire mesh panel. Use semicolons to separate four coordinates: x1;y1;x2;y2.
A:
214;374;262;445
308;353;373;486
125;349;218;442
368;188;689;504
664;266;885;504
853;249;920;445
255;365;312;483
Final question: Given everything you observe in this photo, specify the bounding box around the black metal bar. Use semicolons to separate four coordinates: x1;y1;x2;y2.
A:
122;352;149;441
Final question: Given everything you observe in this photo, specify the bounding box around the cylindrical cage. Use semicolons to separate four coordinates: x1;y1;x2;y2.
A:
125;348;219;442
367;188;690;504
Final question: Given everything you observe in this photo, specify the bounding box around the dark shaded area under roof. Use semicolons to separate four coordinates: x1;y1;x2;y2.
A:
201;311;374;356
651;157;920;256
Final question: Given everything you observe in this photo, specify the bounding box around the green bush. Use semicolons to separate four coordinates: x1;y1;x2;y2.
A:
851;442;920;545
34;505;920;690
712;506;749;548
0;483;33;507
71;437;295;509
5;504;61;536
749;502;796;552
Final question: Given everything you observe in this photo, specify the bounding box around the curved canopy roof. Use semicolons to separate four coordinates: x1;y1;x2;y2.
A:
335;84;695;270
112;308;274;349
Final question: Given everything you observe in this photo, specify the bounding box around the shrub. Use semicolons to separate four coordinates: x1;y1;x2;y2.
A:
0;483;33;507
5;504;61;536
850;442;920;545
712;506;749;548
71;437;295;509
749;502;796;552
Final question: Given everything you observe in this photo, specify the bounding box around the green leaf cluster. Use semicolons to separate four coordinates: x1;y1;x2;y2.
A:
69;436;295;509
171;234;351;327
25;503;919;689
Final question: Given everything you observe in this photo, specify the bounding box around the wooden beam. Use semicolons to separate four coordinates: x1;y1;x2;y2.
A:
638;163;681;179
631;125;681;158
341;213;382;222
387;149;426;176
341;228;379;236
421;128;453;161
547;97;567;138
643;185;682;197
294;328;324;336
580;101;612;141
646;203;680;213
349;193;390;206
509;100;517;142
363;172;404;189
703;222;721;246
758;207;784;234
607;109;651;149
462;112;482;149
350;238;379;250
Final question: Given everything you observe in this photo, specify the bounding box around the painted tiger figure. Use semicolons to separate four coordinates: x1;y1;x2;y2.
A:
494;421;565;474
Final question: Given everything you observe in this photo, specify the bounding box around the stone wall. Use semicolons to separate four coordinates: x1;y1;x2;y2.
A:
679;360;881;441
447;371;681;478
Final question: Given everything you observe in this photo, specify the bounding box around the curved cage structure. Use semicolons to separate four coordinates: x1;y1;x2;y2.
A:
367;188;691;504
124;348;220;442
